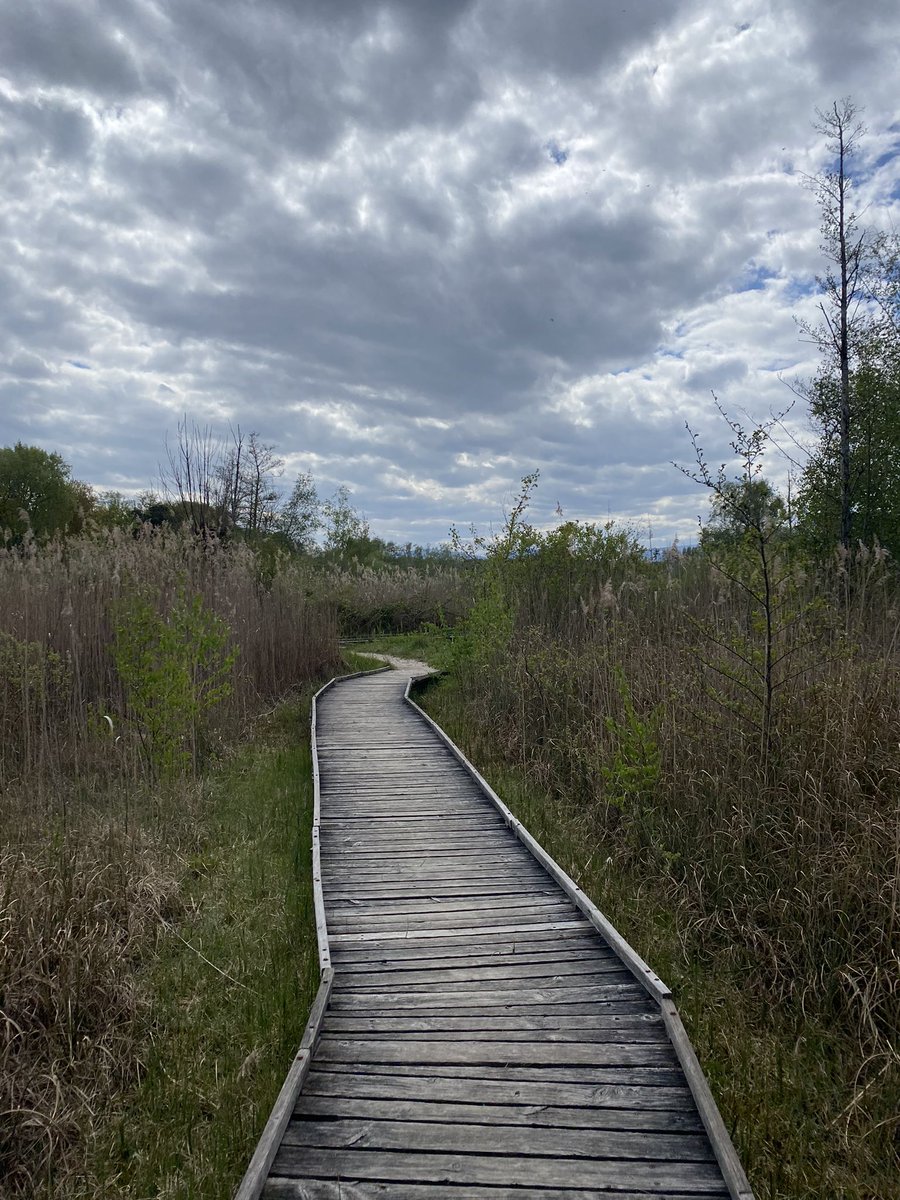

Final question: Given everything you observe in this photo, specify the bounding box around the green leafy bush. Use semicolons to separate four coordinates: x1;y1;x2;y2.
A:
113;590;236;778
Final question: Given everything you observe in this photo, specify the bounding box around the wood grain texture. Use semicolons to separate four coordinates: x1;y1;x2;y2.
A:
264;1180;731;1200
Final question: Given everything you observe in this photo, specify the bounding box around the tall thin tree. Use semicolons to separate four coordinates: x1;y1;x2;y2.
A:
800;99;868;549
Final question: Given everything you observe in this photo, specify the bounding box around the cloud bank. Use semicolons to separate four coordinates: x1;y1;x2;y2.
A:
1;0;899;543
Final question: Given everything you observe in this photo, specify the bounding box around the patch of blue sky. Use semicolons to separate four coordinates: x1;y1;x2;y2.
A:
66;360;91;369
738;265;778;292
871;144;899;173
545;139;568;166
783;276;817;303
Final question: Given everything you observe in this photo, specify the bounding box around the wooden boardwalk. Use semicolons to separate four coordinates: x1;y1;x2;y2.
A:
237;663;753;1199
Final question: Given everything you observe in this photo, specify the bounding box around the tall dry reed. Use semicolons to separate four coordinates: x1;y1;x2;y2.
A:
0;526;340;789
0;527;340;1197
432;543;899;1194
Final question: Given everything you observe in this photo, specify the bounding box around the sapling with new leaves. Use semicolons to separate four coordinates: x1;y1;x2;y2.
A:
680;401;815;768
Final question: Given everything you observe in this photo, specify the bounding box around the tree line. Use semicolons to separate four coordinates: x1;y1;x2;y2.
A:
0;419;448;566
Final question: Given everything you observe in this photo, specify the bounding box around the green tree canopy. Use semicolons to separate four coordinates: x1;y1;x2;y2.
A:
798;335;900;556
322;485;369;555
278;471;321;551
0;443;87;542
701;477;788;554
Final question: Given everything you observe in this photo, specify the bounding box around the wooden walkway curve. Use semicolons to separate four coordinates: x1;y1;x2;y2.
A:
237;662;753;1199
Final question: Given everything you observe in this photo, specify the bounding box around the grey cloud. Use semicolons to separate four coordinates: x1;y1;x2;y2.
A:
103;145;246;227
791;0;900;84
1;1;143;96
0;94;94;165
2;351;53;381
473;0;679;77
684;357;749;392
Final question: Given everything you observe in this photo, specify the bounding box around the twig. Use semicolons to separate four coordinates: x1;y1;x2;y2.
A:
160;919;257;994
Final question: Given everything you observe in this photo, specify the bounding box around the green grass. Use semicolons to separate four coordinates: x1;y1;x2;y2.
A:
97;694;320;1199
98;653;387;1196
349;629;455;672
340;649;391;673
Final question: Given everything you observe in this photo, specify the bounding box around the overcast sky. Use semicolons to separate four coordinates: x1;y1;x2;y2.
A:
2;0;899;546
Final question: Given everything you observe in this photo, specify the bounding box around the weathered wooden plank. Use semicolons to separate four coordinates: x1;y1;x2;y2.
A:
328;890;568;909
330;944;616;970
331;958;630;986
329;938;617;965
269;1147;728;1192
303;1067;693;1109
333;970;637;996
323;828;506;843
322;843;531;859
293;1091;703;1133
263;1180;730;1200
322;817;502;830
315;1061;688;1086
328;920;592;945
320;1025;667;1045
321;1011;663;1034
328;892;563;916
328;981;647;1009
320;861;549;879
330;1001;658;1019
326;882;556;904
315;1039;676;1068
323;773;467;780
323;838;517;856
326;899;573;920
329;930;607;959
322;872;551;891
282;1116;714;1162
327;906;578;933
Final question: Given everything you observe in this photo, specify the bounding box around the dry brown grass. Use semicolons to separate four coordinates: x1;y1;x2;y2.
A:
309;558;470;636
0;528;339;1197
0;833;178;1197
417;545;900;1197
0;526;339;785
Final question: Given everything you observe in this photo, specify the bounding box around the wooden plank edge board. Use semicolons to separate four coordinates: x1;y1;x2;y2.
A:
402;681;669;1000
235;665;396;1200
403;677;755;1200
661;999;755;1200
311;666;392;971
232;967;334;1200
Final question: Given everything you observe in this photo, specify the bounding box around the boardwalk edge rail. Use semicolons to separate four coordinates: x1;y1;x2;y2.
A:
404;676;754;1200
233;665;390;1200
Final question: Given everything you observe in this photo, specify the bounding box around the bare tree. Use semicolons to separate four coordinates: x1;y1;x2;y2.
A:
217;425;246;529
799;98;868;549
241;433;284;535
162;420;283;537
162;417;231;536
